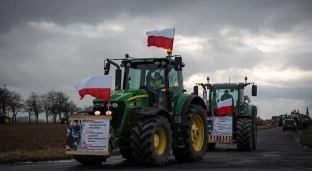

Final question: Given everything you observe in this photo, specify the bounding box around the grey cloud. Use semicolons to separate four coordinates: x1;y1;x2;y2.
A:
1;0;312;35
0;0;191;33
281;51;312;71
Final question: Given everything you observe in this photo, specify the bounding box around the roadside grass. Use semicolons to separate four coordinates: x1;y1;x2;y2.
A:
257;125;276;131
0;148;120;164
300;126;312;148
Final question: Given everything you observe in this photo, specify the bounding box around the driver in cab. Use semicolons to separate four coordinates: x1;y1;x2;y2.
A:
149;72;164;88
146;71;165;106
221;89;233;101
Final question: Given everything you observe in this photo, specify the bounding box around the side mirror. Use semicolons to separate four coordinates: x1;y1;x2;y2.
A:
104;61;111;75
174;57;182;71
193;86;198;96
115;69;122;90
252;85;257;96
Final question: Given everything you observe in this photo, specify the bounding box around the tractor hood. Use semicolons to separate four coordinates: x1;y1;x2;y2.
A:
93;88;149;103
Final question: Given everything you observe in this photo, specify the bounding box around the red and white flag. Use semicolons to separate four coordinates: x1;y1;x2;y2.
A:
216;98;233;115
146;28;175;50
75;75;112;101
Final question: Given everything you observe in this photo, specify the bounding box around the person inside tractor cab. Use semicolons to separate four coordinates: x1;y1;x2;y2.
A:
221;89;233;101
146;71;165;106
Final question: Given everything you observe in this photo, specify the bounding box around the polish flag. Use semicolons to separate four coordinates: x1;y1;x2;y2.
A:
75;76;112;101
146;28;175;50
216;98;233;115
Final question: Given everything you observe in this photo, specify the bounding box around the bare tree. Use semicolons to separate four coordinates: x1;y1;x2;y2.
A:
26;92;43;123
40;91;55;123
23;99;34;124
54;91;70;122
6;91;23;123
0;85;10;115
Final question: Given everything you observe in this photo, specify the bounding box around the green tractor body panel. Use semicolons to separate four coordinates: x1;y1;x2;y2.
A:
174;93;191;115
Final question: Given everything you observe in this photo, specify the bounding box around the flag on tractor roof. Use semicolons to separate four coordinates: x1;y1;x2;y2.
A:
75;75;112;101
146;28;175;50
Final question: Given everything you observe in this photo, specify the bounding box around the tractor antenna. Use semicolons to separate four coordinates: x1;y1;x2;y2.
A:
229;77;230;83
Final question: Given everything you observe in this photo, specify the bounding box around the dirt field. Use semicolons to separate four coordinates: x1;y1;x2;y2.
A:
0;124;71;164
0;124;275;164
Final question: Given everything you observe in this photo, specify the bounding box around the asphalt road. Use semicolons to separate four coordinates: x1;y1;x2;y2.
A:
1;127;311;171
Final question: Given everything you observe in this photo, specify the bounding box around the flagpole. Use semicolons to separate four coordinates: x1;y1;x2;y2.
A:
171;28;175;53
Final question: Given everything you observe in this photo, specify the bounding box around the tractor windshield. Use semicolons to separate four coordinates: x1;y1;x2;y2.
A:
209;85;239;115
291;114;299;119
124;63;183;96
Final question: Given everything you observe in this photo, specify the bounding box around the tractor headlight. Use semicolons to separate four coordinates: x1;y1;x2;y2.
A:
112;103;118;107
94;111;101;116
106;111;112;115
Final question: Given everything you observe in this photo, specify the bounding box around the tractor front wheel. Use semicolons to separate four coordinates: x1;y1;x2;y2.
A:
131;115;172;166
4;118;10;124
172;104;207;162
236;118;253;151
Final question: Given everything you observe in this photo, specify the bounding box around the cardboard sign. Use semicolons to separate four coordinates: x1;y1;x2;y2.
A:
66;115;112;155
211;116;233;136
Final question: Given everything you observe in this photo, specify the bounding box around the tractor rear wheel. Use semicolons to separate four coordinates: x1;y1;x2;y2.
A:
131;115;172;166
172;104;207;162
73;155;106;165
252;106;257;150
236;118;252;151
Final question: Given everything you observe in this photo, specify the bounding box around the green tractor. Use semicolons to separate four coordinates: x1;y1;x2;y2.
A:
193;76;258;151
67;52;208;166
60;113;69;124
290;112;303;130
0;109;11;124
278;114;287;127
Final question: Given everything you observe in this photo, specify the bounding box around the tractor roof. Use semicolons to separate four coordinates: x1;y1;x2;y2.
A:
211;83;238;89
121;57;185;65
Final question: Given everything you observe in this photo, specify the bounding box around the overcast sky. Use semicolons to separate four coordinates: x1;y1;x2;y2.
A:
1;0;312;120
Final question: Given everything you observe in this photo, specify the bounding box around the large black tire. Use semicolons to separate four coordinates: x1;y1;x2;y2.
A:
119;147;135;161
299;122;303;130
236;118;253;151
73;155;106;165
131;115;172;167
172;104;208;162
252;106;257;150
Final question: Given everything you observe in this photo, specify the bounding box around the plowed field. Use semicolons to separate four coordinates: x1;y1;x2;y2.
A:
0;124;71;164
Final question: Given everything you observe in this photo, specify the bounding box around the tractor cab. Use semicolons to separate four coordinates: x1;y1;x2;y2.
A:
120;56;185;109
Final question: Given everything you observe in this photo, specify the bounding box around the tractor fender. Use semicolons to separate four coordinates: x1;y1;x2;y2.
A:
181;95;207;116
252;105;257;123
136;107;175;129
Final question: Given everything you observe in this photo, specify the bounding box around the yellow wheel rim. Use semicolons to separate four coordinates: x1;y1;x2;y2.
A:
154;127;167;155
191;115;204;152
64;120;67;124
4;118;9;123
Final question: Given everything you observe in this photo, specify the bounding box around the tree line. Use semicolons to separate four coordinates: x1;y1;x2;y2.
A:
0;85;92;124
